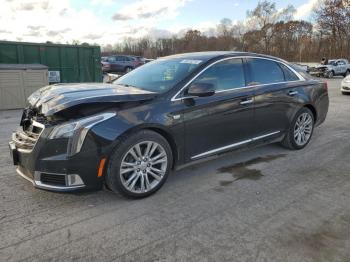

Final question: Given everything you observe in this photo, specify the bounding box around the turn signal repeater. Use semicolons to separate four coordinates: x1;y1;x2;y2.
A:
98;158;107;178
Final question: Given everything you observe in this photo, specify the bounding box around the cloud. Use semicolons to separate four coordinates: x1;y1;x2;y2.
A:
46;28;71;37
112;13;131;21
294;0;324;19
0;0;108;43
0;0;194;45
112;0;190;21
90;0;113;6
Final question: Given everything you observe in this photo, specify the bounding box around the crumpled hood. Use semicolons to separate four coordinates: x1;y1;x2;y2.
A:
315;64;330;69
28;83;156;116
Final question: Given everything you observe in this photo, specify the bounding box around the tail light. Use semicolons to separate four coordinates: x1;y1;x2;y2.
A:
323;80;328;92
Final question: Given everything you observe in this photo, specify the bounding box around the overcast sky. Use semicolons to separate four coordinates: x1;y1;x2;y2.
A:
0;0;321;45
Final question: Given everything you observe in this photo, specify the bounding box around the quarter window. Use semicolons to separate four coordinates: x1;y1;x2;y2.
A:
279;63;300;81
192;59;245;91
246;58;285;85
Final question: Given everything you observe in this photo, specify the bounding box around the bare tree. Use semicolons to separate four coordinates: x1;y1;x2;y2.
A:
101;0;350;62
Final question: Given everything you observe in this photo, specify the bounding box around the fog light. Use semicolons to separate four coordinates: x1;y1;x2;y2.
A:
67;174;84;186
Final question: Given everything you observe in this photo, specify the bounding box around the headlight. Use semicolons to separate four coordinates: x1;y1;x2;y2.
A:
49;112;116;156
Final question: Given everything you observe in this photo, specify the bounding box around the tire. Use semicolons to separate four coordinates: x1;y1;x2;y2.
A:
327;71;334;78
106;130;173;198
281;107;314;150
344;70;350;77
125;67;133;73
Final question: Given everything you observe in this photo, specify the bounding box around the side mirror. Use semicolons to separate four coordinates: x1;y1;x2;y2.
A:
187;82;215;97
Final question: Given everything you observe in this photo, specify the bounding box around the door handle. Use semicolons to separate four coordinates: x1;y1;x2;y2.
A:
288;90;298;96
240;98;253;105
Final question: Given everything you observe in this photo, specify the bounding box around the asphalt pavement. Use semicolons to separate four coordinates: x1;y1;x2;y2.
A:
0;78;349;262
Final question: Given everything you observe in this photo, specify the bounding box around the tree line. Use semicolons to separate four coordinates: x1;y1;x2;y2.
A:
102;0;350;62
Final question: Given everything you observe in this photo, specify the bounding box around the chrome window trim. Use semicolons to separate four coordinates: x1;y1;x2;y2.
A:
171;56;305;101
191;131;281;160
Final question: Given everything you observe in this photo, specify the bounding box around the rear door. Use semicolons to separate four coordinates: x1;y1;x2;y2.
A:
246;58;303;138
114;56;125;72
336;60;346;75
182;58;256;160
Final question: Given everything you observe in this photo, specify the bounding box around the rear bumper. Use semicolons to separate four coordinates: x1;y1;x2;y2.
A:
315;93;329;127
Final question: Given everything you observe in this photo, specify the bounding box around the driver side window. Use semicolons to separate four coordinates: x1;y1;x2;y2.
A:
193;58;245;91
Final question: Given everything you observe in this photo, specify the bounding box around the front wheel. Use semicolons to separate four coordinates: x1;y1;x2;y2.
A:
125;67;133;73
106;130;173;198
281;108;314;150
344;70;350;77
327;71;334;78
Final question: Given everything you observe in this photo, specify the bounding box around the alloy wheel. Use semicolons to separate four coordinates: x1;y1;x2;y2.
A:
119;141;168;194
294;112;313;146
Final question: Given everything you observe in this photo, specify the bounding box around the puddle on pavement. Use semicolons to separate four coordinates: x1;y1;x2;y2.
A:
217;154;286;186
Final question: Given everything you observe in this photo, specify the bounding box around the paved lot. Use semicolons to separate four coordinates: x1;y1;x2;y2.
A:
0;78;349;262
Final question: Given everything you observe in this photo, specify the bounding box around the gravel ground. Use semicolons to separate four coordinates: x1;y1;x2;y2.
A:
0;78;349;262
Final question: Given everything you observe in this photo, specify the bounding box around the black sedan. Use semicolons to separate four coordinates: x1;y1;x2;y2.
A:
9;52;329;198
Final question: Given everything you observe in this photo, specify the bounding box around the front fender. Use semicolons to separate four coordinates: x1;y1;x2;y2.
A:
85;104;185;167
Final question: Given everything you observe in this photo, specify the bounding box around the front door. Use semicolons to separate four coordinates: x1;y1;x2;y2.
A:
181;58;255;161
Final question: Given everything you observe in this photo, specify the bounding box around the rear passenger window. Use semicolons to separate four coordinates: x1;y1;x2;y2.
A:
108;57;116;62
246;58;284;85
193;58;245;91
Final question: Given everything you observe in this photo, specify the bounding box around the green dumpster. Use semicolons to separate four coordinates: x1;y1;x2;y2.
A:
0;40;102;83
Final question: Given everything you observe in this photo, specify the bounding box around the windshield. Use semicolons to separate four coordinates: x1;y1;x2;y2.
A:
328;60;336;65
114;58;204;93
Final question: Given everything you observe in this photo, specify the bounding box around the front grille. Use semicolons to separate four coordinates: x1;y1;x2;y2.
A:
343;86;350;90
40;173;66;186
12;121;44;151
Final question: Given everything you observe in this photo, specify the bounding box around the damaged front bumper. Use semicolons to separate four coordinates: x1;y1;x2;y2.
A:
9;120;87;191
8;109;110;192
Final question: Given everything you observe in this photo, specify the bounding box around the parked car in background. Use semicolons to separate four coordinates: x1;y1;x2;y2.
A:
309;59;350;78
341;75;350;95
102;55;145;74
9;52;329;198
292;63;309;73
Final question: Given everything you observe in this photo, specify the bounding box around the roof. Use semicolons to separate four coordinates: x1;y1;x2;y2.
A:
162;51;288;63
0;64;48;70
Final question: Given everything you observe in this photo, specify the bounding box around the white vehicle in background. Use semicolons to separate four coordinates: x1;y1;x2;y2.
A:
341;75;350;95
310;59;350;78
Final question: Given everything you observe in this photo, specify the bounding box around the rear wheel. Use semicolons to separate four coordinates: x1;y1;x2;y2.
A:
344;70;350;77
106;130;172;198
281;107;314;150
